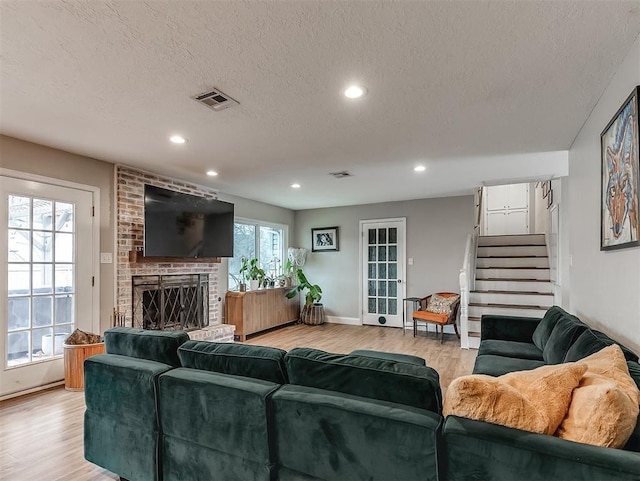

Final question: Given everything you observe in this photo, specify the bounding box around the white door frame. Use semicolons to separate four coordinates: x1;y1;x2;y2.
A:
0;169;100;398
1;168;100;333
358;217;407;327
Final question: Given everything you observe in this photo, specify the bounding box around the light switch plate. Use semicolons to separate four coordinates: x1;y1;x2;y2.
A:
408;257;414;265
100;252;113;264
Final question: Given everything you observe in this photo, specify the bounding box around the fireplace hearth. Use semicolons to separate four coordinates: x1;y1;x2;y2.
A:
132;274;209;331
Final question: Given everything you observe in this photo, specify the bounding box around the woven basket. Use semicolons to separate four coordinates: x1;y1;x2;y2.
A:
301;304;326;325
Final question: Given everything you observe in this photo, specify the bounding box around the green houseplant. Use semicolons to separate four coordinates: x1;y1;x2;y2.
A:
286;269;325;325
244;258;265;290
237;257;250;291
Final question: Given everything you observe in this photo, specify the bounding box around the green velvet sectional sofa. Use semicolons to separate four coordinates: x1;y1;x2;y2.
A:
84;328;444;481
443;306;640;481
85;310;640;481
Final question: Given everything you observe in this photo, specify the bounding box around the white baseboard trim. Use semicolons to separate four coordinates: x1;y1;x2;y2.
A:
0;380;65;402
325;316;361;326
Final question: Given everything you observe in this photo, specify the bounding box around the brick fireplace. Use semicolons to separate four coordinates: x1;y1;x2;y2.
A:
116;166;234;342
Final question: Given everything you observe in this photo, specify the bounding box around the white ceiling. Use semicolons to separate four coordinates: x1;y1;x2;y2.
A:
1;1;639;209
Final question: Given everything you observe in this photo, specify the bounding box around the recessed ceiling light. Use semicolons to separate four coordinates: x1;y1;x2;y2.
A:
344;85;366;99
206;170;218;177
169;135;188;144
414;165;426;172
291;183;301;189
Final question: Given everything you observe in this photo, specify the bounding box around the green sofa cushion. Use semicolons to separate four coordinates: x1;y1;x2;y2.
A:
285;347;442;413
158;368;279;471
162;436;272;481
84;354;172;481
85;412;159;481
273;384;442;481
531;306;567;350
478;340;543;361
443;415;640;481
564;329;639;363
104;327;189;367
628;361;640;390
349;349;426;366
473;354;545;377
177;340;288;384
542;315;588;364
84;354;171;425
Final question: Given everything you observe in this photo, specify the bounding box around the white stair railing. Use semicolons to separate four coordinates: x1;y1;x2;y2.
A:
460;188;482;349
459;229;479;349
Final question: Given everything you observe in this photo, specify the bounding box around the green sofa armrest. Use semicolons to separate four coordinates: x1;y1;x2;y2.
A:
443;416;640;481
274;385;443;481
480;314;541;342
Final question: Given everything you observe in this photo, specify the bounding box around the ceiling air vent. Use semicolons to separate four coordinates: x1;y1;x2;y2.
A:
329;171;352;179
191;87;239;111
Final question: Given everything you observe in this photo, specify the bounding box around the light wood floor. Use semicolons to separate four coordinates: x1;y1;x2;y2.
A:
0;323;476;481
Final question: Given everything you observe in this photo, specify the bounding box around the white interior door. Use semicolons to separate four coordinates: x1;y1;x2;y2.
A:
361;219;406;327
485;184;530;235
0;176;96;397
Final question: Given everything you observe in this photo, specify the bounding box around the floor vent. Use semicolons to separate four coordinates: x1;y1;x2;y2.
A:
329;171;353;179
192;88;239;111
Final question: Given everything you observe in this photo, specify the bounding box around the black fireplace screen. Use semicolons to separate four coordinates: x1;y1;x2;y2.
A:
132;274;209;331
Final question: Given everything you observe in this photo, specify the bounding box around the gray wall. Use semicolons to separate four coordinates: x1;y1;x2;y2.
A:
567;34;640;353
293;195;474;320
218;192;295;227
1;135;116;332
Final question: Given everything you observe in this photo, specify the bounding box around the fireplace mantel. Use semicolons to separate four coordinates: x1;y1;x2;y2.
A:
128;250;221;264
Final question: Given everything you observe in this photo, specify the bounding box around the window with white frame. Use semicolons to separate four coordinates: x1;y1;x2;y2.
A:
228;219;286;290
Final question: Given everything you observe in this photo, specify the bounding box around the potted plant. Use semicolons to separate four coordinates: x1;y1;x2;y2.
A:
286;269;325;325
237;257;249;291
283;259;295;287
246;258;265;290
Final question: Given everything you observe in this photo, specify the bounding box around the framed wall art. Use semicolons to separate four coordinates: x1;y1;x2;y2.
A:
311;226;339;252
601;86;640;251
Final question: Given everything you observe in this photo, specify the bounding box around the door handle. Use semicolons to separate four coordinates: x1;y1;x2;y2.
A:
397;279;402;283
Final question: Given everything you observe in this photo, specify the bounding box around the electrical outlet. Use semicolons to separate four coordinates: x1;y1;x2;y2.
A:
100;252;113;264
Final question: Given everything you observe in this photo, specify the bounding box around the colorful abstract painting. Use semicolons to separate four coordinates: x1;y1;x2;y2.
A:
601;86;640;250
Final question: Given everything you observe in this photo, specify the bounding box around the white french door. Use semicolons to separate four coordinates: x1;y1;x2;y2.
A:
360;219;406;327
0;176;96;397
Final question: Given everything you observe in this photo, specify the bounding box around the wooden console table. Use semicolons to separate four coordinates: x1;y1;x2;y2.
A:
225;288;299;341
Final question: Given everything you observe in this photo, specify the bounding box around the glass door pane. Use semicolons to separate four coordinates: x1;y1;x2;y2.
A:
366;227;399;316
6;195;76;367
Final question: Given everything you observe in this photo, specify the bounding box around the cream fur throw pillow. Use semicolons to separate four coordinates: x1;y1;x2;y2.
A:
556;345;640;448
444;362;587;435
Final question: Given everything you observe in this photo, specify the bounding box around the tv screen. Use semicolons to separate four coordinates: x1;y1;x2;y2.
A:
144;185;234;258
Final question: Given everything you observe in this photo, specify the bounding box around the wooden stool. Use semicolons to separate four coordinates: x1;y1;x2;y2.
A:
63;342;105;391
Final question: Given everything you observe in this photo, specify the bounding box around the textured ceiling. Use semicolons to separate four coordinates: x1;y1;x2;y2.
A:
1;1;639;209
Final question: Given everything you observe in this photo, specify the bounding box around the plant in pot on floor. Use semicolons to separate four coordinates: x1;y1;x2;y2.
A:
286;269;325;325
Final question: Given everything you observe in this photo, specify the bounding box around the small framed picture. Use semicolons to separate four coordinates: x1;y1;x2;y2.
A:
311;226;339;252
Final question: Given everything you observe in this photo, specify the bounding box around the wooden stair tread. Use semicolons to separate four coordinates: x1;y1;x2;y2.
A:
478;244;546;247
476;277;549;282
477;266;550;270
471;290;553;295
477;255;548;258
468;302;548;309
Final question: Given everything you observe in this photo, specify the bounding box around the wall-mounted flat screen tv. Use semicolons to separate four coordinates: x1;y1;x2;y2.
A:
144;184;234;258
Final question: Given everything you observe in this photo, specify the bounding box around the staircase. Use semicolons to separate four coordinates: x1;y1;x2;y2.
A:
466;234;553;347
